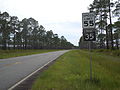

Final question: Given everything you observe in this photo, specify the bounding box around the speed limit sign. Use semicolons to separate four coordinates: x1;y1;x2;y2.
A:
82;12;96;41
82;13;96;81
83;31;96;41
82;13;95;29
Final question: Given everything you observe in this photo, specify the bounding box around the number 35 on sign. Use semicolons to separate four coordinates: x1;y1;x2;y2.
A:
83;31;96;41
82;13;95;29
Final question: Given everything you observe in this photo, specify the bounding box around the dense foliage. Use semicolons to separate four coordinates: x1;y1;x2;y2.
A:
0;11;74;50
79;0;120;49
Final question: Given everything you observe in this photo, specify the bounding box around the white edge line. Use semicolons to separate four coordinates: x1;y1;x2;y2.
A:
8;59;55;90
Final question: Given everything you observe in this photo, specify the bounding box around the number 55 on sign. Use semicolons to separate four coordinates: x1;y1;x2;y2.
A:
82;13;95;29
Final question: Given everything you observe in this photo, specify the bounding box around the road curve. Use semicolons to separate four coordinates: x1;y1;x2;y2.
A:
0;50;69;90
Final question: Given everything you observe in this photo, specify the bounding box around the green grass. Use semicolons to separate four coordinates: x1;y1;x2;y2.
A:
92;49;120;57
0;49;60;59
32;50;120;90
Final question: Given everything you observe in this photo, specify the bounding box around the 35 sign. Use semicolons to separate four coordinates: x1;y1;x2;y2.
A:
83;31;96;41
82;13;95;29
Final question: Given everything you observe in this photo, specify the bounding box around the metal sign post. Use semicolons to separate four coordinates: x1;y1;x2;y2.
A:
89;41;92;81
82;12;96;81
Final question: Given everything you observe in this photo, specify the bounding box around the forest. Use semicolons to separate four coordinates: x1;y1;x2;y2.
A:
0;11;74;50
79;0;120;49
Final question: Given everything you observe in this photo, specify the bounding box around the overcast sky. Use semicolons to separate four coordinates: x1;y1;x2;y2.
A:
0;0;93;46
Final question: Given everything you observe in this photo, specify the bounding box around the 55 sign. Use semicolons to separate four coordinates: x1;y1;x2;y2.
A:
82;13;95;29
82;12;96;41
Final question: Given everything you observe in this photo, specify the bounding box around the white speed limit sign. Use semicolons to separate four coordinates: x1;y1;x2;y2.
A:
82;13;95;29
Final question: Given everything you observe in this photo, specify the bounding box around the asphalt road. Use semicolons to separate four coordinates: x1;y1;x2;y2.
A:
0;50;69;90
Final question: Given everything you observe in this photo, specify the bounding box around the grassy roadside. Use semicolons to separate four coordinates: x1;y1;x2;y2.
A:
0;49;61;59
92;49;120;57
32;50;120;90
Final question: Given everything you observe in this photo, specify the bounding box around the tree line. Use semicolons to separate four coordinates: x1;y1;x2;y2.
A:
0;11;74;50
79;0;120;49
